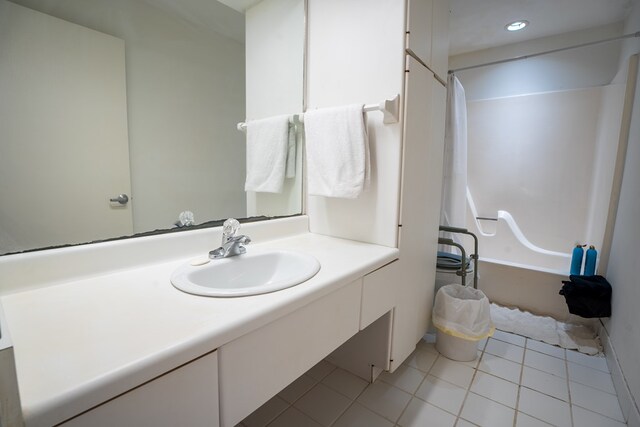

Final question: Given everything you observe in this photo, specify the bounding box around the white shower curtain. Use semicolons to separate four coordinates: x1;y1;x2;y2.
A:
440;74;468;247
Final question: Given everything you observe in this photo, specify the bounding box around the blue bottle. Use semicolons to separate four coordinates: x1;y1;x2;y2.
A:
570;245;584;276
584;245;598;276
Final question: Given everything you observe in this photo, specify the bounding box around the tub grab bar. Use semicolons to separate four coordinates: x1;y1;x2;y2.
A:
439;226;479;289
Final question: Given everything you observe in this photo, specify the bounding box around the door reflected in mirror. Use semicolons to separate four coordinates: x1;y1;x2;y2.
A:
0;0;305;255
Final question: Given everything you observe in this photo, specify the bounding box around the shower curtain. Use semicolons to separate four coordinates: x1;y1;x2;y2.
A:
440;74;468;248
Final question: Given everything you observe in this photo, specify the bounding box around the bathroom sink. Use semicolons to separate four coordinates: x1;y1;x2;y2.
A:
170;249;321;297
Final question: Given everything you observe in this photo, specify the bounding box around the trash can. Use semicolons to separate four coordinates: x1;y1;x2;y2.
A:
432;284;494;361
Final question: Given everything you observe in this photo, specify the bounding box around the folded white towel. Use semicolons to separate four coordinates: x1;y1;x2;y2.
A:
285;120;297;179
304;104;369;198
244;115;290;193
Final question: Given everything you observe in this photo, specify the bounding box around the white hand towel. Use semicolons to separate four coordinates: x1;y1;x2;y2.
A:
285;121;297;179
244;114;290;193
304;104;369;198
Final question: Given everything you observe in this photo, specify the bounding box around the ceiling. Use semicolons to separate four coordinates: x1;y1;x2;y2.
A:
449;0;634;56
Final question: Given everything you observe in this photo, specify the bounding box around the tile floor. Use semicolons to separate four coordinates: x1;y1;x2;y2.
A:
238;330;626;427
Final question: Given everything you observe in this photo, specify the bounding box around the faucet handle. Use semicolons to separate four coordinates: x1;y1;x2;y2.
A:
222;218;240;244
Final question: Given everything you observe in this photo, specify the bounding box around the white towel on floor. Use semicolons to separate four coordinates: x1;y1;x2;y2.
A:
304;104;369;198
244;115;290;193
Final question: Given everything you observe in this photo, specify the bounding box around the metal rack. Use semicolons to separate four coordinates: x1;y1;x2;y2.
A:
438;225;479;289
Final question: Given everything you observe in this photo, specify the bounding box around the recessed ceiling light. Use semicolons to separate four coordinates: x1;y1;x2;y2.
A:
505;20;529;32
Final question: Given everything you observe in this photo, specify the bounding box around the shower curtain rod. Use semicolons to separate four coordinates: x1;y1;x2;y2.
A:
448;31;640;74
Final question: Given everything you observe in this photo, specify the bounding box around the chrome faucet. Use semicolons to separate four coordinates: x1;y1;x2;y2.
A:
209;218;251;259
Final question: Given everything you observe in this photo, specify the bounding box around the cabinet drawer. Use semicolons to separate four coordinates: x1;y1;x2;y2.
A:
60;351;219;427
218;279;362;427
361;260;399;329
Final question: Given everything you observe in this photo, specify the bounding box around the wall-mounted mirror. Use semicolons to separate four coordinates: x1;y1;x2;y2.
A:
0;0;305;255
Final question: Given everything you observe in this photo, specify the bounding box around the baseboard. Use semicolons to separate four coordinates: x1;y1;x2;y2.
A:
599;321;640;427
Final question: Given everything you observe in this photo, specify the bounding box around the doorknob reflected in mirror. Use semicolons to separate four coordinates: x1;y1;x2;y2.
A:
110;194;129;205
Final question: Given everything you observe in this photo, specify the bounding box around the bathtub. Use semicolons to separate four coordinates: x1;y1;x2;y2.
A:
461;191;593;323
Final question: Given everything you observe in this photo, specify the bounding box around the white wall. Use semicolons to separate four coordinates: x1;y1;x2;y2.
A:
306;0;405;247
245;0;304;218
11;0;247;232
465;85;623;268
450;23;624;101
603;1;640;423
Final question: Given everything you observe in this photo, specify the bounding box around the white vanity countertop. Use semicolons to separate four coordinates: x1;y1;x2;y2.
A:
1;232;398;427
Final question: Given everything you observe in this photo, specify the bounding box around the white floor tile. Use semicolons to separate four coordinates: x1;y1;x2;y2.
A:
429;356;476;389
470;371;518;408
477;338;488;351
572;405;628;427
398;397;457;427
306;360;336;381
568;361;616;394
570;381;625;421
269;407;323;427
478;353;522;383
332;402;393;427
242;395;288;427
485;338;525;363
356;381;412;423
524;349;567;378
321;368;368;399
521;366;569;401
518;387;571;427
460;393;515;427
415;375;468;415
515;412;553;426
566;349;609;372
379;364;426;394
417;339;439;354
404;347;438;373
278;374;317;404
458;351;482;369
492;330;526;347
293;383;351;426
525;339;565;359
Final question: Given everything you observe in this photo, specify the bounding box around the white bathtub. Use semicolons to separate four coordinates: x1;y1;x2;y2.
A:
461;192;593;323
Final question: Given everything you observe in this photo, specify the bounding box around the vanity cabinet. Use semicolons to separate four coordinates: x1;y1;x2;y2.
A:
360;260;399;330
306;0;449;374
59;351;219;427
218;279;362;427
406;0;450;82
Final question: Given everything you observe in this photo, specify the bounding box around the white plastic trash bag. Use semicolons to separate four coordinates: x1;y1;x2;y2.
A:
432;284;495;341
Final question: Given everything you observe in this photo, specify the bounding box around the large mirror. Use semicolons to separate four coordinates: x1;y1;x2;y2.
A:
0;0;304;255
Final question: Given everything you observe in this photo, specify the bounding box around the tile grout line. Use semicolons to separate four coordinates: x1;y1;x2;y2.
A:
453;339;486;426
326;369;372;427
265;364;336;427
512;338;527;427
392;352;441;427
566;350;575;427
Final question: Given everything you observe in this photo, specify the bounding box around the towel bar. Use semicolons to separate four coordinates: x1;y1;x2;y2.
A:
236;94;400;132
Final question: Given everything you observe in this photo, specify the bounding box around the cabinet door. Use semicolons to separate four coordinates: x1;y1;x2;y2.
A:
406;0;433;65
60;352;219;427
431;0;450;80
392;57;447;371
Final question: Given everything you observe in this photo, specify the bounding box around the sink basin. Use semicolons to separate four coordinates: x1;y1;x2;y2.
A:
170;249;321;297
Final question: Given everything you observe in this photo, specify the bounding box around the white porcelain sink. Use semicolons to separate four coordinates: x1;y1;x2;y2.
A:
170;249;321;297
